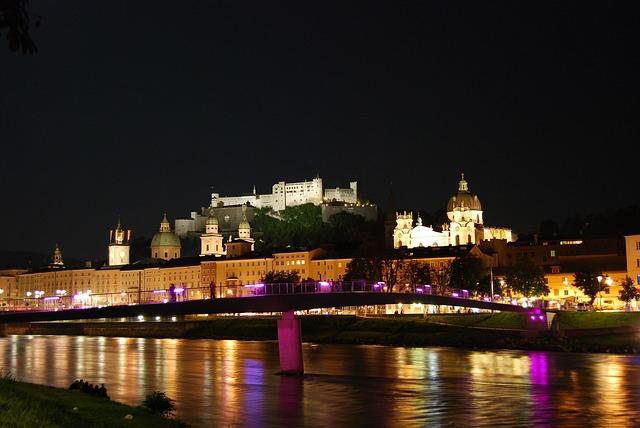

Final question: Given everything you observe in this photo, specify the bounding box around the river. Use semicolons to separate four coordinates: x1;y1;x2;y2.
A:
1;335;639;427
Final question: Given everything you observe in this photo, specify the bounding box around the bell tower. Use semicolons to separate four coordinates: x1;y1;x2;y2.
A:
108;218;132;266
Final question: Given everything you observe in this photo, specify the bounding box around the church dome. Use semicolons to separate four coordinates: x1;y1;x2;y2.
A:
206;213;218;225
151;213;181;248
151;232;181;248
447;173;482;211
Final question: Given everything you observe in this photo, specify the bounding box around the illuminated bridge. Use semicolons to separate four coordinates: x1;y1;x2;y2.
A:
0;286;534;375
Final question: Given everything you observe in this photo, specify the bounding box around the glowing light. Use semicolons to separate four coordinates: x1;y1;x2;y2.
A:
174;287;184;293
171;316;177;322
155;316;161;321
153;290;165;294
319;281;330;286
163;299;168;303
43;296;60;301
26;291;32;297
0;289;3;294
452;293;459;297
538;315;544;320
137;315;144;321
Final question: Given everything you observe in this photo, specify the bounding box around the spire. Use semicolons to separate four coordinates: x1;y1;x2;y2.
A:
458;173;469;192
253;184;256;195
159;212;171;232
116;216;122;231
52;243;64;266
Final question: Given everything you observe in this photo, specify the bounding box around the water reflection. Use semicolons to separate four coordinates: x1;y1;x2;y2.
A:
1;335;640;427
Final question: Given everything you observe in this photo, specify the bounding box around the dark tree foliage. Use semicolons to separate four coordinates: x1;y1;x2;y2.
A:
251;204;381;253
449;257;487;294
401;261;431;291
0;0;38;53
505;256;549;298
343;257;382;282
573;268;604;305
263;270;300;284
618;276;640;305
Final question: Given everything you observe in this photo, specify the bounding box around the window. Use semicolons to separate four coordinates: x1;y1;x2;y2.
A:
550;250;556;257
636;242;640;251
637;259;640;268
564;289;569;296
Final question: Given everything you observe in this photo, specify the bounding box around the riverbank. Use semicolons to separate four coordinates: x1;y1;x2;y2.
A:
5;312;640;354
0;375;188;428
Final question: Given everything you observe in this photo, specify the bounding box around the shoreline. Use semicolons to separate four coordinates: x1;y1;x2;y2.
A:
0;377;188;427
4;313;640;354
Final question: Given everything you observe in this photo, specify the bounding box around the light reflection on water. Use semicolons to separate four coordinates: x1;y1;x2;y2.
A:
1;335;640;427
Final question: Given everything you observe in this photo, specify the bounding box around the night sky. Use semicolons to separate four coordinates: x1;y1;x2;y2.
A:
1;2;638;260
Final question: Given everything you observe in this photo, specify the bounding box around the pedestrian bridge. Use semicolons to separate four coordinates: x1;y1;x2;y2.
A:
0;291;525;323
0;288;536;376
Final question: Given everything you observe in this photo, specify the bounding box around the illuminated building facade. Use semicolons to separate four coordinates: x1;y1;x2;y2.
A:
393;174;514;249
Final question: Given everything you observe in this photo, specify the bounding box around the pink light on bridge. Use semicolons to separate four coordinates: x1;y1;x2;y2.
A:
174;287;184;293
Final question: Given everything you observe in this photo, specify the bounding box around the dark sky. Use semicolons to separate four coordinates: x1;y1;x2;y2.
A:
1;2;638;260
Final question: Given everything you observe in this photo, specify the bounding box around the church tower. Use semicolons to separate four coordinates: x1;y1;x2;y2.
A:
51;243;64;267
200;209;224;256
393;211;414;248
108;218;131;266
237;205;255;250
447;173;484;245
151;212;182;260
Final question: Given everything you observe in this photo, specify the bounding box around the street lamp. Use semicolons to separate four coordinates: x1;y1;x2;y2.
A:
597;275;603;310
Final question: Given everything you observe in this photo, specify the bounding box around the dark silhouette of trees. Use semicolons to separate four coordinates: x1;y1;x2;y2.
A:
618;276;640;307
0;0;38;53
572;268;603;305
449;257;487;294
263;270;300;284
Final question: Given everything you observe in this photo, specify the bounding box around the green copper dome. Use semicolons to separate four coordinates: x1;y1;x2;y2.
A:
151;213;181;248
151;231;181;248
206;213;218;225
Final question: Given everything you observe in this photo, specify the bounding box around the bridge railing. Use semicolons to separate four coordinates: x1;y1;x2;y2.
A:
0;280;509;313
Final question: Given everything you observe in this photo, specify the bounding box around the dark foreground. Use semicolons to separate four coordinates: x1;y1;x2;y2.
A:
0;376;187;428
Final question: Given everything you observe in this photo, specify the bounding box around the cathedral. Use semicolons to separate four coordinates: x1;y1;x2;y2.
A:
393;174;514;249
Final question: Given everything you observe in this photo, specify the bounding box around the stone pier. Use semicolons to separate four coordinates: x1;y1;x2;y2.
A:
277;310;304;376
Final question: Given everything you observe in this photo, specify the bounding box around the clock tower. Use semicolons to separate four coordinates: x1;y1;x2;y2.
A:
108;218;131;266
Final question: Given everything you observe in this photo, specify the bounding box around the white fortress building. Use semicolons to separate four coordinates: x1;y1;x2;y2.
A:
393;174;514;249
210;177;357;211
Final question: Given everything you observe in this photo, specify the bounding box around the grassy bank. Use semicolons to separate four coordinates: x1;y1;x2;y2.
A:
0;376;188;428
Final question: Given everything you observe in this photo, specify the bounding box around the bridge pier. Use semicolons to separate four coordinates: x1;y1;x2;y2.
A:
0;324;6;337
277;310;303;376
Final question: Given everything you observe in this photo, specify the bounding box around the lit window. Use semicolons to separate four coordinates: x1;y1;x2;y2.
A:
550;250;556;257
564;290;569;296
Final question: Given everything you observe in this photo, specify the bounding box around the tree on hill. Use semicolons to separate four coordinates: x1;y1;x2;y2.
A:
504;256;549;298
618;276;640;308
572;268;603;305
400;261;431;292
430;263;453;296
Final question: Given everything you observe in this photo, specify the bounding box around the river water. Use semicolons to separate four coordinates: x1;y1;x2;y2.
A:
1;335;640;427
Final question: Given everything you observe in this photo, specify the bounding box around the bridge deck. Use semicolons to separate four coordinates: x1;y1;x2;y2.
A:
0;292;526;324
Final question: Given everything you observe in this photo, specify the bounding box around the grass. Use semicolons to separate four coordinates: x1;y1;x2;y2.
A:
556;312;640;329
0;376;188;428
422;312;526;330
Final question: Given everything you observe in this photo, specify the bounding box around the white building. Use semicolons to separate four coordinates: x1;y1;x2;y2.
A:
210;177;357;211
393;174;514;249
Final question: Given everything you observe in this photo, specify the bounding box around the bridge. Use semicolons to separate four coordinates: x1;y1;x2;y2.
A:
0;286;539;375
